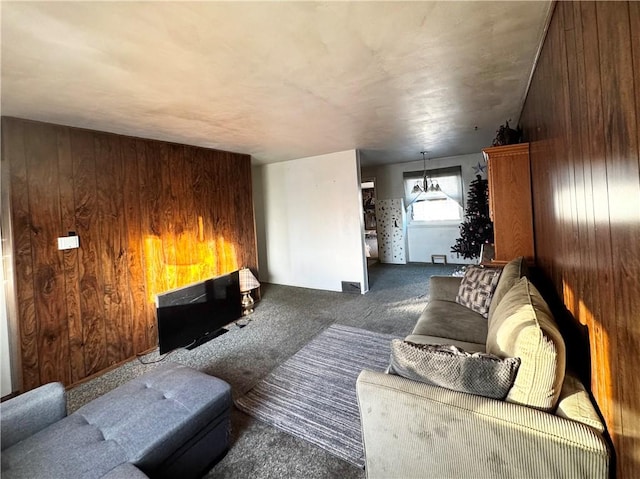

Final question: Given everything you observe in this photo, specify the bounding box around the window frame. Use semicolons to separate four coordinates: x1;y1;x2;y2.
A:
403;166;464;225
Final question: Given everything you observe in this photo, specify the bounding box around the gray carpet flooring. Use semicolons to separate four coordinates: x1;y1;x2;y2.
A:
67;262;457;478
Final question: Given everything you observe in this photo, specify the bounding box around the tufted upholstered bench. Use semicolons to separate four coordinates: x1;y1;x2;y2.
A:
1;363;232;479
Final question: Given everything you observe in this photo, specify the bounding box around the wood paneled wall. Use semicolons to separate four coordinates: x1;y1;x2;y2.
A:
2;117;257;391
520;2;639;477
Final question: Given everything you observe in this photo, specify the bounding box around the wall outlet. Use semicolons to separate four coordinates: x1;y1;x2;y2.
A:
57;235;79;250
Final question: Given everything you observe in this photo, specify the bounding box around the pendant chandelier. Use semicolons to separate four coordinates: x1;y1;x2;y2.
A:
411;151;442;194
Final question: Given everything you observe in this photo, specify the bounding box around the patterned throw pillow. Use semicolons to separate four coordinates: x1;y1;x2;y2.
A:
388;340;520;400
455;265;502;318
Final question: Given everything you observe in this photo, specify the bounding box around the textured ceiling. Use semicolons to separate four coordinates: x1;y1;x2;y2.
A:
1;1;552;166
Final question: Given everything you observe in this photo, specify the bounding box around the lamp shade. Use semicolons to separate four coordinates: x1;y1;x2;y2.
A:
239;268;260;292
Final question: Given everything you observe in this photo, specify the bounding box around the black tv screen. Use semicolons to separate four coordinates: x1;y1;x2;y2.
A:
155;271;241;354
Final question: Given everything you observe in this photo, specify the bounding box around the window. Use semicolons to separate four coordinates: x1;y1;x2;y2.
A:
403;166;464;223
410;195;462;221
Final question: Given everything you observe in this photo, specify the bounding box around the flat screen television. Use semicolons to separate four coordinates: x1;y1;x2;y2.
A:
155;270;241;354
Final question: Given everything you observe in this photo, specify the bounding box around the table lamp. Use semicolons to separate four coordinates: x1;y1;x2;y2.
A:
239;268;260;316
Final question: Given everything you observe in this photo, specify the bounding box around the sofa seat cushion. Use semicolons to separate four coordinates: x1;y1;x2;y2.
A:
412;299;488;344
486;277;566;412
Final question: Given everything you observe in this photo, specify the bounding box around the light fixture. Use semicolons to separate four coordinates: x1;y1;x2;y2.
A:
411;151;430;193
407;151;448;205
428;181;442;193
239;267;260;316
423;184;447;201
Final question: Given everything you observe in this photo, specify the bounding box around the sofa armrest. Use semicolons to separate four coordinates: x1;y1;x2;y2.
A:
429;276;462;302
0;382;67;450
556;371;605;433
356;370;609;479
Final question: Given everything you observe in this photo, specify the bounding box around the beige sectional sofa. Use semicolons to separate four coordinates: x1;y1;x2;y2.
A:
357;257;610;478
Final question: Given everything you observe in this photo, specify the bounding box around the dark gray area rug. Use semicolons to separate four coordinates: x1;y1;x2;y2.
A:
235;324;397;468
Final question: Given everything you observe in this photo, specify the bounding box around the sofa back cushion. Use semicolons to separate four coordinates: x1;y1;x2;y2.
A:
487;256;529;323
486;277;565;411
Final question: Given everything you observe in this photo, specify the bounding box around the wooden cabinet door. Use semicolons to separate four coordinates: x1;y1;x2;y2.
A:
482;144;535;264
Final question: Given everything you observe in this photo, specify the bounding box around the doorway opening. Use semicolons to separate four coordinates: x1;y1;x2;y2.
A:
361;179;378;266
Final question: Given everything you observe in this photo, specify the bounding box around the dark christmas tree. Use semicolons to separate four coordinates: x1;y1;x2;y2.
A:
451;175;494;259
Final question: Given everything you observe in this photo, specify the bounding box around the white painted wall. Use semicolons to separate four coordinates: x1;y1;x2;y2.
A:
362;152;486;265
254;150;368;293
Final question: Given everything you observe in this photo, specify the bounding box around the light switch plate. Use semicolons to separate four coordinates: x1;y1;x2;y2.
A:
57;236;79;250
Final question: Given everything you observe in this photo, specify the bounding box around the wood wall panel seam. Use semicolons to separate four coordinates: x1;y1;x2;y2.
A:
23;122;71;385
121;137;149;353
56;126;85;383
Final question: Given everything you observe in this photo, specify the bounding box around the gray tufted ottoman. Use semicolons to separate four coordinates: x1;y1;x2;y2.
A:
1;363;232;479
